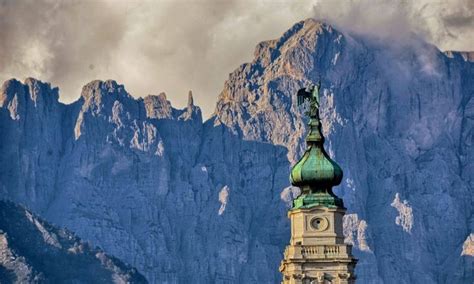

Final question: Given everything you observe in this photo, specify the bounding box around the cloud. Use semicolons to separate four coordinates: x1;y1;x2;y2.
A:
0;0;472;118
0;0;315;117
312;0;474;51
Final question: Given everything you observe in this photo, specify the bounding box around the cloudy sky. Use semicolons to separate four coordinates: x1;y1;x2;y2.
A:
1;0;473;117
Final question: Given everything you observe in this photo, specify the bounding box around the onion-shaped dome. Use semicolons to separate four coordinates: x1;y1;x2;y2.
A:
290;84;344;209
290;114;343;189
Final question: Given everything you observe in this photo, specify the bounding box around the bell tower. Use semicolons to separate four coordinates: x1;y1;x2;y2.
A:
280;84;357;283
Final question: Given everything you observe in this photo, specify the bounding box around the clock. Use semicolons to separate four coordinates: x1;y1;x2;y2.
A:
310;217;329;231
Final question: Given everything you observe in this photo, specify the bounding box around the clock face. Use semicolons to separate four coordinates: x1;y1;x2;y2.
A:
310;217;329;231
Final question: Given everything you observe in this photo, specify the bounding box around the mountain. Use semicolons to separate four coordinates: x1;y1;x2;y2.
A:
213;19;474;283
445;51;474;63
0;19;473;283
0;200;146;283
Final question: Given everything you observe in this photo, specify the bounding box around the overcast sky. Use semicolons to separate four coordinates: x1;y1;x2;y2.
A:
1;0;472;118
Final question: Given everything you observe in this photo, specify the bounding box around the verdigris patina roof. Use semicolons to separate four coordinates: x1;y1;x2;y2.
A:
290;83;343;209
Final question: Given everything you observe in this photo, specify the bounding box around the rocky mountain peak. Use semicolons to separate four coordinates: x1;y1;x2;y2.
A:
0;79;22;108
74;79;146;141
144;92;173;119
23;78;59;105
0;200;147;283
213;18;343;163
0;78;60;121
187;90;194;107
444;50;474;62
210;17;473;282
0;18;472;284
253;19;333;70
177;90;200;121
158;92;167;100
79;80;134;114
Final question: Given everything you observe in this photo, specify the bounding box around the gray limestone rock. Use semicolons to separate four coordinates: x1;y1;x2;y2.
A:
0;18;472;283
212;19;474;283
0;200;147;283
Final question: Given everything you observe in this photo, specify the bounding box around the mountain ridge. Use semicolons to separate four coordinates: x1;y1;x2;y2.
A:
0;18;473;283
0;200;147;283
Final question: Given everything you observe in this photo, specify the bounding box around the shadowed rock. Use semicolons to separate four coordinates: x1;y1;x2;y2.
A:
0;18;473;283
0;200;147;283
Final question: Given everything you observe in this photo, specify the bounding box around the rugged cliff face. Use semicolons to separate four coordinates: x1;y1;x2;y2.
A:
213;19;474;283
0;200;146;283
0;19;472;283
0;77;290;283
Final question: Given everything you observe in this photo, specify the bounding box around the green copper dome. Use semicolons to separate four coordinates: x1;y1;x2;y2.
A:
290;84;344;209
290;119;343;189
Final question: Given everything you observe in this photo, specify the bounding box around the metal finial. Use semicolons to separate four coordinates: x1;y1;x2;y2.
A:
296;81;321;118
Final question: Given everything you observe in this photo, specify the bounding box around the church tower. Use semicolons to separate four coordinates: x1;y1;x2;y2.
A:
280;84;357;283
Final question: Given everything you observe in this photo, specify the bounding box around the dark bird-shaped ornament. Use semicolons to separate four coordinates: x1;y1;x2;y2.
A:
297;87;312;106
296;82;321;117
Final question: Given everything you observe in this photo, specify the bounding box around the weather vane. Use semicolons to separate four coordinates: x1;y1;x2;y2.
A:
296;80;321;118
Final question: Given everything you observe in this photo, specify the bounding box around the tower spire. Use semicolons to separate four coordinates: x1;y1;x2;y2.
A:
291;83;343;208
280;82;357;283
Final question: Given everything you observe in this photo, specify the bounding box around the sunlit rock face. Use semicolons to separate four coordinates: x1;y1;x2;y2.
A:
213;19;473;283
0;200;146;283
0;78;63;211
0;77;290;283
0;19;473;283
